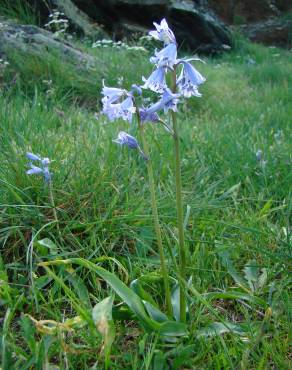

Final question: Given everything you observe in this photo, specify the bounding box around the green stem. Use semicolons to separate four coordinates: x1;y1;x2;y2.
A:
49;181;61;237
135;108;172;317
171;70;187;323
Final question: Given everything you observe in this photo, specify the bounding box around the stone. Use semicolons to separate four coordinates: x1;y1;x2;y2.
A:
71;0;232;53
0;17;98;68
53;0;107;38
239;17;292;48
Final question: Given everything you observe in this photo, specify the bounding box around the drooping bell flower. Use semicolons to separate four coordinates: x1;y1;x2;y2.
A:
176;60;206;98
139;107;160;123
102;90;135;123
113;131;148;160
145;88;180;116
149;18;176;45
142;67;167;93
101;81;127;103
26;152;51;182
150;43;177;69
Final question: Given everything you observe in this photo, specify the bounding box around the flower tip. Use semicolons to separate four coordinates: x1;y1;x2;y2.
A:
131;84;142;96
26;152;40;161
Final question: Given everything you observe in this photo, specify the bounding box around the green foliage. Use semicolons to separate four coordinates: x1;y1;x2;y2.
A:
0;0;38;25
92;296;115;369
0;34;291;368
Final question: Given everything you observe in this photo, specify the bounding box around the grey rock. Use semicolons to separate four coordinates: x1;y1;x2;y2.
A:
0;17;100;69
53;0;107;38
71;0;232;53
238;17;292;47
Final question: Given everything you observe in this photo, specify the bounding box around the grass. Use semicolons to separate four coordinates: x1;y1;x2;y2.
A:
0;0;39;25
0;27;291;369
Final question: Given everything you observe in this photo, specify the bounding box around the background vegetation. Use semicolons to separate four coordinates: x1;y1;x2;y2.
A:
0;4;291;369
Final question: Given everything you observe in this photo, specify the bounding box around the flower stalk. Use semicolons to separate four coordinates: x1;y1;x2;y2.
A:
101;18;206;323
171;69;187;323
135;105;172;317
48;180;61;236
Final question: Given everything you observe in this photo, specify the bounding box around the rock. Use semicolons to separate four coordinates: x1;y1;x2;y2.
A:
168;1;231;53
208;0;292;48
72;0;232;53
238;17;292;48
53;0;107;38
0;17;99;68
208;0;280;24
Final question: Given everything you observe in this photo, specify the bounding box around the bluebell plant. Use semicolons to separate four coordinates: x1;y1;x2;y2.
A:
101;18;206;322
26;152;59;231
26;152;51;182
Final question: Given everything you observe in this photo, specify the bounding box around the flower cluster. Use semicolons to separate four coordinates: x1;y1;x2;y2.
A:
101;19;206;158
101;83;136;123
45;10;69;37
26;152;51;182
93;39;147;52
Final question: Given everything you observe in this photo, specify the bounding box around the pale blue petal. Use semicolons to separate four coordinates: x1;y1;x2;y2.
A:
26;152;41;161
142;67;166;93
43;167;51;182
41;158;50;166
161;88;180;113
131;84;142;96
113;131;139;149
150;43;177;69
149;18;176;45
177;61;205;97
26;166;43;175
101;82;126;103
139;107;160;123
182;62;206;86
120;96;135;123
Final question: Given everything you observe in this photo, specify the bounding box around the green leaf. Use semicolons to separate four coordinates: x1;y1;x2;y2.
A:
259;199;273;217
244;259;259;292
20;315;36;352
218;182;241;200
171;283;180;322
40;258;187;337
204;290;267;308
63;271;91;308
35;238;58;256
244;260;267;293
171;280;190;322
112;304;134;320
158;321;187;337
197;322;246;338
143;301;168;323
40;259;159;331
92;296;115;369
169;344;196;370
183;204;191;229
34;274;52;289
258;268;268;290
130;278;157;307
153;350;167;370
136;227;153;258
216;246;248;290
92;296;114;323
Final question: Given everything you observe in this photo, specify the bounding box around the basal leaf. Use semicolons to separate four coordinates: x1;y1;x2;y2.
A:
143;301;168;323
197;321;246;338
92;296;115;369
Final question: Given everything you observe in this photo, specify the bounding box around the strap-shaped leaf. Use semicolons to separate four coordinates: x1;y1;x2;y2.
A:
92;296;115;369
197;322;247;338
204;290;267;307
39;258;187;336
